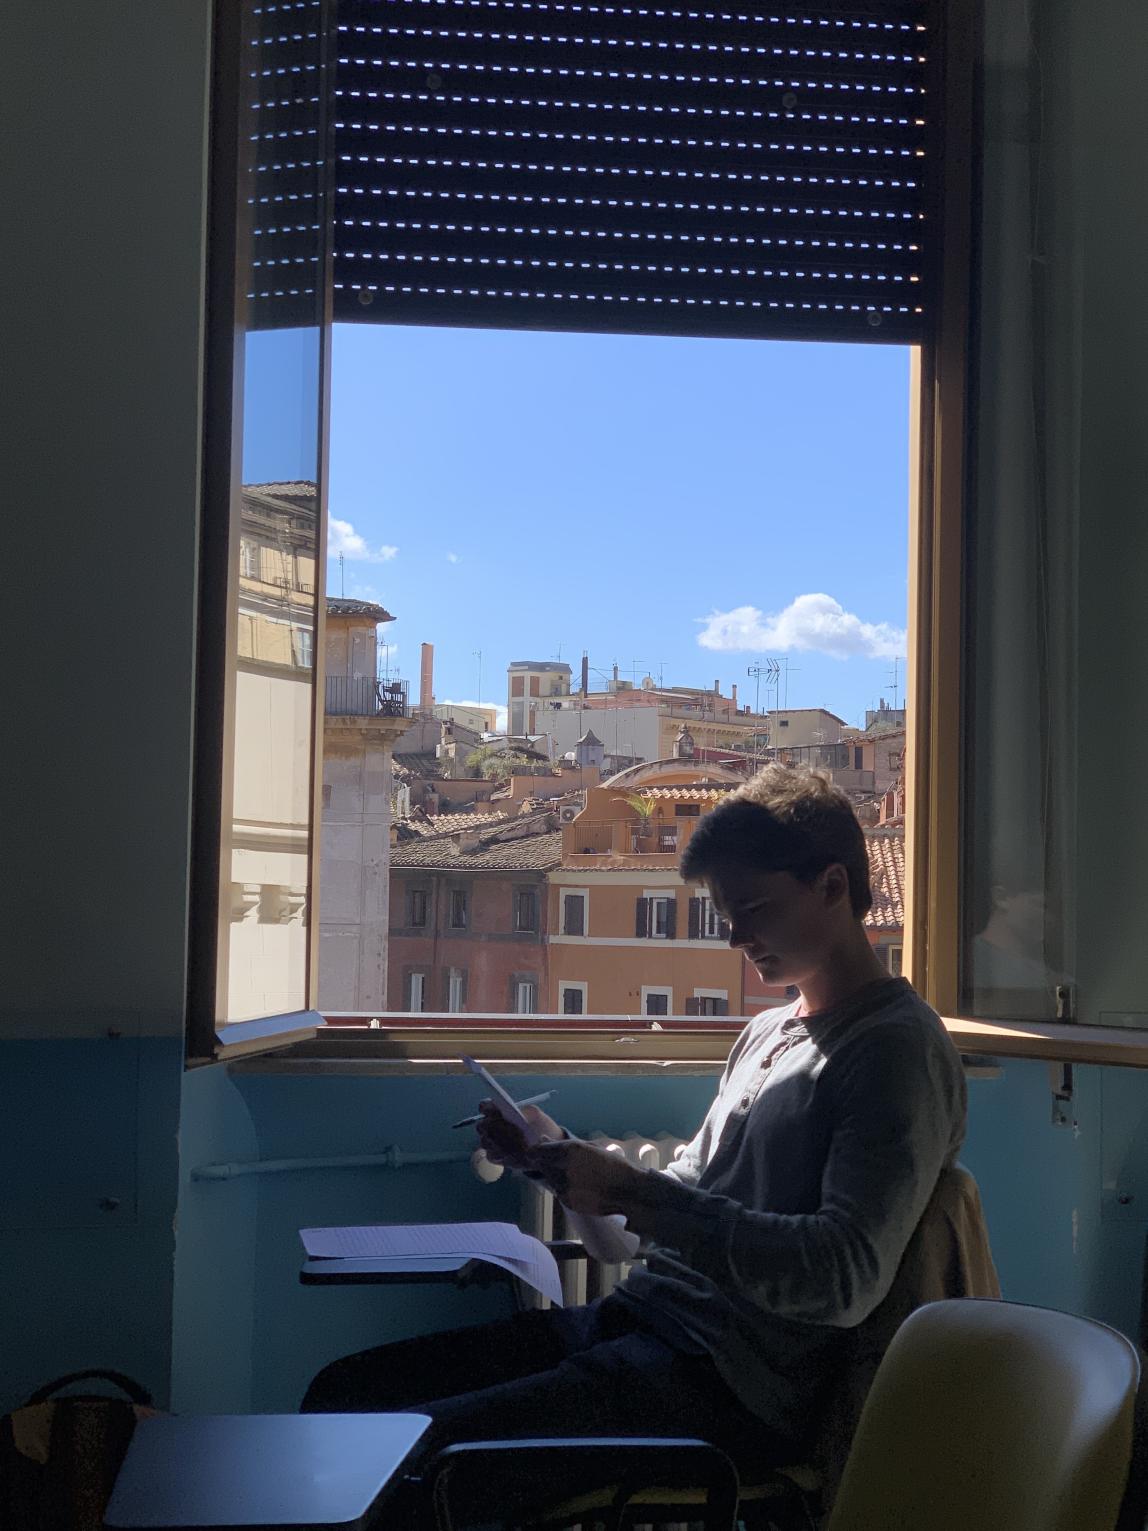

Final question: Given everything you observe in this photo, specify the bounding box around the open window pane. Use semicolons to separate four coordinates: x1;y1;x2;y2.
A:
328;326;910;1022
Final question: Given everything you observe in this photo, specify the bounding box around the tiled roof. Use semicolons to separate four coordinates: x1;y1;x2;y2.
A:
401;811;509;839
635;785;735;801
865;829;905;931
391;826;563;871
326;596;395;622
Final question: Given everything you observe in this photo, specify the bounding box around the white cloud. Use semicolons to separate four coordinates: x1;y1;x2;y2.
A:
442;699;508;733
696;593;907;661
328;515;398;564
446;551;461;565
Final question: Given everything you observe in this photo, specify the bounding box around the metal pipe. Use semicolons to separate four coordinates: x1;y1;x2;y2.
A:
191;1147;471;1181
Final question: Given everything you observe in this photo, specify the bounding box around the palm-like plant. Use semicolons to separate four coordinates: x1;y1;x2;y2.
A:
615;792;657;836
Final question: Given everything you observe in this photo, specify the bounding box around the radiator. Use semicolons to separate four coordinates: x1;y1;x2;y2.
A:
520;1133;688;1307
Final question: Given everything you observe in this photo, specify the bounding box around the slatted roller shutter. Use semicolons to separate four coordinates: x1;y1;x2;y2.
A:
331;0;938;341
246;0;334;331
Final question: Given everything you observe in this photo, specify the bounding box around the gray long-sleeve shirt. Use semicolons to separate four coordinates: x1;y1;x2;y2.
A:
615;976;967;1435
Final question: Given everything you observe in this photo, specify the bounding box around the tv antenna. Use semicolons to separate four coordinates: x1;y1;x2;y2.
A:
886;657;901;713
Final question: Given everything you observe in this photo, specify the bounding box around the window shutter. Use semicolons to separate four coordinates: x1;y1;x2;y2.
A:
331;0;938;343
664;899;677;940
715;997;729;1016
688;897;701;940
635;896;650;938
684;996;701;1016
718;915;731;940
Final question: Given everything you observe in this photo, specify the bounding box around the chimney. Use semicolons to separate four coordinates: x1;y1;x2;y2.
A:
581;653;589;697
714;679;720;695
731;683;738;709
420;642;434;711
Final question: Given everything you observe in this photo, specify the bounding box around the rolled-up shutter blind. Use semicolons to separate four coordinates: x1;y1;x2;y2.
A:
245;0;334;332
331;0;937;342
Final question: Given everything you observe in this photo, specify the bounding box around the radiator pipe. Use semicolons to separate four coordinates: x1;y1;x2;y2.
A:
191;1147;473;1181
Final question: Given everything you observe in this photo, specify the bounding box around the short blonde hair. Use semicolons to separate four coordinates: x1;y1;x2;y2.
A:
681;764;873;917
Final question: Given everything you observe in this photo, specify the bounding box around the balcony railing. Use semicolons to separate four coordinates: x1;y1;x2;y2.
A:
325;675;409;718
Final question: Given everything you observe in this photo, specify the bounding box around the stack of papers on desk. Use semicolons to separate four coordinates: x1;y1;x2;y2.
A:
299;1221;564;1306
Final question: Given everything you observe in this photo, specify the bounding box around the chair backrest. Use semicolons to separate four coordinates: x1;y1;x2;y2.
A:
809;1162;1000;1497
826;1298;1140;1531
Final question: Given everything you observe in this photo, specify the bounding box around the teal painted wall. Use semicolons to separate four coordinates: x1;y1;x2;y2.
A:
163;1060;1148;1413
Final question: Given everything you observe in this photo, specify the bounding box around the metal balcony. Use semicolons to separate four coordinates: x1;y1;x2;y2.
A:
324;675;409;717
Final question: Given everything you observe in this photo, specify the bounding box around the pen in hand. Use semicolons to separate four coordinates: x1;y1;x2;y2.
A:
451;1090;556;1129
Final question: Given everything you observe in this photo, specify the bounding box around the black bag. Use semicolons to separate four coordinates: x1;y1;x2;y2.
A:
0;1369;156;1531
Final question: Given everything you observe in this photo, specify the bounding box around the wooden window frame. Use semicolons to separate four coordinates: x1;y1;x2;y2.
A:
196;0;997;1063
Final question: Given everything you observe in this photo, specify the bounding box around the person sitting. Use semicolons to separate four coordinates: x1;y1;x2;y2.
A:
302;766;969;1515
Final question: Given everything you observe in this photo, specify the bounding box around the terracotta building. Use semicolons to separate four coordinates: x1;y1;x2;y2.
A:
551;762;905;1017
387;812;562;1013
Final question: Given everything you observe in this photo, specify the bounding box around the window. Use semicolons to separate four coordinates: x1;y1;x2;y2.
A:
562;891;588;938
674;804;701;818
515;980;537;1014
408;972;425;1012
888;945;904;979
560;983;587;1016
449;889;468;930
693;990;729;1017
689;895;730;942
636;895;676;940
657;826;679;853
240;539;259;579
514;888;538;934
642;987;672;1017
292;627;313;670
408;889;428;929
447;968;467;1013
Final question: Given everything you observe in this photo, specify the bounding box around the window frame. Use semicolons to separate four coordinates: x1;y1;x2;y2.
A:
641;986;673;1017
513;886;539;935
559;982;588;1016
408;887;429;929
194;0;981;1061
561;888;588;938
693;988;729;1018
448;887;469;931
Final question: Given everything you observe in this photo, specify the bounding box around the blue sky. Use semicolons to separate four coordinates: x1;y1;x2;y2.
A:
245;324;911;731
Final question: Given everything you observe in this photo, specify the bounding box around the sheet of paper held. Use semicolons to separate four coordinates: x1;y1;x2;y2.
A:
459;1056;641;1263
299;1221;564;1306
460;1054;540;1144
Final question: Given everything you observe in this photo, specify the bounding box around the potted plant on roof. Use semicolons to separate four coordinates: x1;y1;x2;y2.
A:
615;792;657;849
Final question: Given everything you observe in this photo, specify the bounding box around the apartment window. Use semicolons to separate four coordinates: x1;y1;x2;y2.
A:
888;945;904;979
240;539;259;579
511;676;524;696
449;889;468;930
642;987;672;1017
657;826;679;853
674;804;701;818
562;890;588;937
692;990;729;1017
514;979;538;1014
447;968;467;1013
408;889;428;929
514;888;538;934
560;983;587;1016
689;895;730;942
292;627;313;670
636;895;676;940
408;972;426;1013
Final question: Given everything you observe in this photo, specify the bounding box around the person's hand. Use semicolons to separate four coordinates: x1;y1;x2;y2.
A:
524;1138;644;1217
475;1100;563;1170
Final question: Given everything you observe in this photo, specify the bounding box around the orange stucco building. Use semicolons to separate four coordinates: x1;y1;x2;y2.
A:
547;760;904;1017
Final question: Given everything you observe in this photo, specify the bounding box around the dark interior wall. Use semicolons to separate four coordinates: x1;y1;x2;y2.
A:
0;0;212;1410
